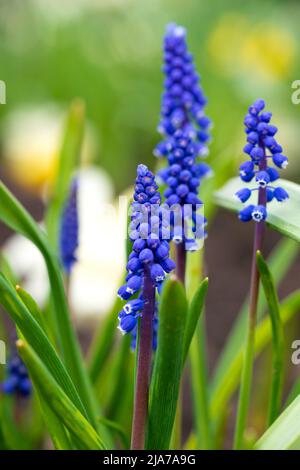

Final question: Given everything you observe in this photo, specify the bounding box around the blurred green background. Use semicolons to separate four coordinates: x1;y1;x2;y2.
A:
0;0;299;195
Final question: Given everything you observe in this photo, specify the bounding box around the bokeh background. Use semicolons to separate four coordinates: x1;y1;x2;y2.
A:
1;0;300;443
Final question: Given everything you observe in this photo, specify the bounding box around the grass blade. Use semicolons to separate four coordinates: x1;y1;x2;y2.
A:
255;394;300;449
256;251;284;426
0;272;87;418
210;290;300;419
211;238;298;412
0;181;98;426
183;277;208;364
87;296;121;384
146;278;188;450
17;340;105;450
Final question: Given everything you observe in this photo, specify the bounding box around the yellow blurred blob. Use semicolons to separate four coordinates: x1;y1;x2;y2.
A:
2;105;95;195
242;24;296;80
208;13;296;80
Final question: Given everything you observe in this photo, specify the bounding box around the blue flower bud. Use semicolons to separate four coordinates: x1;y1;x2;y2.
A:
118;314;137;334
124;299;144;314
161;258;176;273
256;171;270;188
151;264;166;282
139;248;154;264
266;187;274;202
250;147;264;161
126;275;142;295
251;205;267;222
272;154;288;169
273;187;289;202
235;188;252;203
239;205;255;222
267;167;280;182
155;244;169;260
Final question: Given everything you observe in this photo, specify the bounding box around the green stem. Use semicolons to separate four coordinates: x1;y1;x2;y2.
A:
131;266;155;450
190;318;213;449
233;143;267;449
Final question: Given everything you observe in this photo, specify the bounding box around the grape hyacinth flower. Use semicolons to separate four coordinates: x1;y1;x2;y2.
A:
59;177;79;275
157;129;209;252
117;164;175;450
155;23;212;283
155;23;212;155
117;164;175;337
236;99;289;223
1;351;31;398
234;99;288;450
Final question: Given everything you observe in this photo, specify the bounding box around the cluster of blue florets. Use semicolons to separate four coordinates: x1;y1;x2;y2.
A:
117;164;175;337
155;23;212;155
59;178;79;274
236;99;289;223
158;129;209;250
154;23;212;249
1;352;31;397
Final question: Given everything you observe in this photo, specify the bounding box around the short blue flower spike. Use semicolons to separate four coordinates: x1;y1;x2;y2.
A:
236;99;289;222
117;164;175;342
59;178;79;274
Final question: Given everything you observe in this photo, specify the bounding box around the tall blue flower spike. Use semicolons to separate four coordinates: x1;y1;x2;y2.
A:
154;23;212;250
155;23;212;154
59;177;79;274
1;351;31;397
236;99;289;222
117;164;175;340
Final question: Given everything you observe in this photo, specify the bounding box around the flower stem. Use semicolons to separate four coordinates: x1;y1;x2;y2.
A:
176;242;186;284
234;149;267;450
131;265;155;450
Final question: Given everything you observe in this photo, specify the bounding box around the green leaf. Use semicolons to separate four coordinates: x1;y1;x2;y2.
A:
0;181;98;427
183;277;208;364
146;278;188;450
0;272;87;419
46;99;85;248
105;334;132;421
256;252;284;426
210;290;300;419
87;295;121;384
16;285;49;337
255;394;300;449
210;237;298;416
17;340;106;450
215;177;300;242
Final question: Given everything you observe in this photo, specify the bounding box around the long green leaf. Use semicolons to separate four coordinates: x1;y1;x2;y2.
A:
17;340;105;450
0;272;87;418
255;394;300;449
183;277;208;364
256;251;285;426
0;181;97;426
210;290;300;419
146;278;188;450
46;99;85;248
88;296;121;384
211;237;298;411
215;177;300;242
16;285;49;336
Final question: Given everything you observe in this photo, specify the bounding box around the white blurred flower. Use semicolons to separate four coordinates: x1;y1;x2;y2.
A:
3;167;127;328
2;104;96;195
